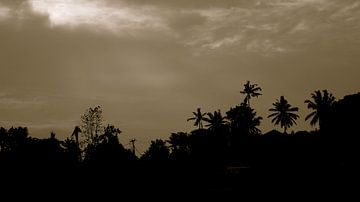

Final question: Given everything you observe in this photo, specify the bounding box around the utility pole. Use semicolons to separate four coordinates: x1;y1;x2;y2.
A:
130;139;136;156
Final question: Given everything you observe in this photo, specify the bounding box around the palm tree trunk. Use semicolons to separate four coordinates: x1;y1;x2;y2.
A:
75;134;79;146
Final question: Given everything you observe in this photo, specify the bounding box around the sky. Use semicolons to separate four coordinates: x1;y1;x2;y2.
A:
0;0;359;151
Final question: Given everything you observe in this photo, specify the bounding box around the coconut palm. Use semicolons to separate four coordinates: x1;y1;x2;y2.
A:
203;110;227;131
226;103;262;135
240;81;262;107
304;90;335;130
187;108;207;129
268;96;299;133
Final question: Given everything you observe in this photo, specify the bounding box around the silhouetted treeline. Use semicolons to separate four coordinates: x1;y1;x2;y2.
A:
0;86;358;192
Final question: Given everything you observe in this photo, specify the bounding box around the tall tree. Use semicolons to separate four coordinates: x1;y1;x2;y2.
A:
203;110;227;131
268;96;299;133
187;108;207;129
240;81;262;107
304;90;336;130
226;104;262;135
99;125;121;145
81;106;103;146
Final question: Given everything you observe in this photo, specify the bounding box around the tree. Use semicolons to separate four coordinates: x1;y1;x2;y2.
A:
268;96;299;133
141;139;170;161
99;125;121;145
62;138;81;164
71;126;81;146
0;127;7;152
86;125;129;167
0;127;29;153
226;104;262;135
81;106;103;146
203;110;227;131
240;81;262;107
6;127;29;151
304;90;335;130
168;132;190;160
187;108;207;129
168;132;189;152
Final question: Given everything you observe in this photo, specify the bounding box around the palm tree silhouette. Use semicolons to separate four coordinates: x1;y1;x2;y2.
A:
203;110;227;131
240;81;262;107
268;96;299;133
304;90;335;130
226;103;262;135
72;126;82;146
187;108;207;129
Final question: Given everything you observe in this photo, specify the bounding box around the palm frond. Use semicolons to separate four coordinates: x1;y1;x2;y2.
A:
305;111;316;121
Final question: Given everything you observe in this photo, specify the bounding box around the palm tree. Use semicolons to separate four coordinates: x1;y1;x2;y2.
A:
203;110;227;131
240;81;262;107
268;96;299;133
304;90;335;130
72;126;82;146
187;108;207;129
226;103;262;135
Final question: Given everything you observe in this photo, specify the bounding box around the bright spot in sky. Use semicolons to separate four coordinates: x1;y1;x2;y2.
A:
28;0;166;32
0;4;11;19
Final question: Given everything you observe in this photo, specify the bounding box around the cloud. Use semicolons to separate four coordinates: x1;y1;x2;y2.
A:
115;0;249;9
203;35;243;50
27;0;170;36
0;4;11;19
2;0;359;55
178;0;360;55
0;97;46;107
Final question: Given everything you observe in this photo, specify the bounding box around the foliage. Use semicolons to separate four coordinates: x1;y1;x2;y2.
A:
203;110;227;131
187;108;207;129
305;90;336;130
268;96;299;133
240;81;262;107
1;84;359;184
81;106;103;146
142;139;170;161
226;104;262;135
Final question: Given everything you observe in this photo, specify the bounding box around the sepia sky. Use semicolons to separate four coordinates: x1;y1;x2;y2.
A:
1;0;360;150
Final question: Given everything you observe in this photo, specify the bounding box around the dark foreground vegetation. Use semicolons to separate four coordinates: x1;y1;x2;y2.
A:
0;82;358;194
